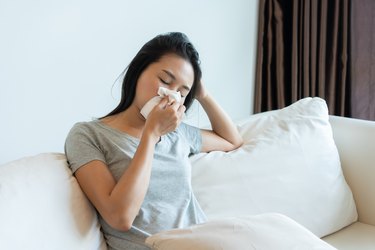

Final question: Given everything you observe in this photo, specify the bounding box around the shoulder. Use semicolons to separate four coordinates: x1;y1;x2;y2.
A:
69;120;98;133
64;121;108;173
67;120;103;138
65;120;103;146
176;122;200;137
176;122;202;154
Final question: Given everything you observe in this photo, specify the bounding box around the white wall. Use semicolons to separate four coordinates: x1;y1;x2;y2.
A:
0;0;258;164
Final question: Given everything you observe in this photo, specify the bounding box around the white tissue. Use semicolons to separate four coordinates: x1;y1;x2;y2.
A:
157;87;182;103
140;87;182;119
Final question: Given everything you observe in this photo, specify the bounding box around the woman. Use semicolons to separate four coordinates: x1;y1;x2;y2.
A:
65;32;243;250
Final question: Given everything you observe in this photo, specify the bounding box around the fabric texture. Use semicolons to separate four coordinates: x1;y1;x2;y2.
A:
65;121;206;250
254;0;351;117
190;97;357;238
145;213;337;250
0;153;107;250
350;0;375;121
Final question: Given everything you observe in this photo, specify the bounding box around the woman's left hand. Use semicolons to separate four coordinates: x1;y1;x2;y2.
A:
195;80;208;102
195;80;243;153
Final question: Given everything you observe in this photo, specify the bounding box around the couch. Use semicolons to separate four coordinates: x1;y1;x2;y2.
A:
322;115;375;249
0;98;374;250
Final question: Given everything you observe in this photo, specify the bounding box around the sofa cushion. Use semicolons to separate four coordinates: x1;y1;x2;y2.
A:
0;153;107;250
190;97;358;238
323;222;375;250
145;213;337;250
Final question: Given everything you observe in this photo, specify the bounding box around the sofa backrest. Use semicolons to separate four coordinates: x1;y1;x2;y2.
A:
329;115;375;226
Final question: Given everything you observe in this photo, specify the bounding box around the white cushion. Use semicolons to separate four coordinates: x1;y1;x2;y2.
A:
0;153;107;250
190;97;358;237
146;213;337;250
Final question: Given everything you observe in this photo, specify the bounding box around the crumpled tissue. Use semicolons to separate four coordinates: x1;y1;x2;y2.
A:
140;87;182;119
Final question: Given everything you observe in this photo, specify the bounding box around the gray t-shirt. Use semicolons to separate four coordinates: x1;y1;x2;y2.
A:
64;120;207;250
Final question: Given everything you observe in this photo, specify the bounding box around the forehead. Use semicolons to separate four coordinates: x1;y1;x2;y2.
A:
153;54;195;87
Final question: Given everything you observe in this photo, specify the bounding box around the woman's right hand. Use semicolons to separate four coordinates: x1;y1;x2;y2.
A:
143;96;186;142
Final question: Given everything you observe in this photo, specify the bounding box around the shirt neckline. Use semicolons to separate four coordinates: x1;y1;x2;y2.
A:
93;119;141;143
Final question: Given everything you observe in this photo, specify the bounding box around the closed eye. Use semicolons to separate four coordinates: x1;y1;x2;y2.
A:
159;77;170;85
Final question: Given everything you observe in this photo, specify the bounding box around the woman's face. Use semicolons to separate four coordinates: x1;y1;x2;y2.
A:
134;53;195;110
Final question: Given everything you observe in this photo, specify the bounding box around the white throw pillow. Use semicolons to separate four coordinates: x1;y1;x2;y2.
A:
190;97;357;238
146;213;337;250
0;153;107;250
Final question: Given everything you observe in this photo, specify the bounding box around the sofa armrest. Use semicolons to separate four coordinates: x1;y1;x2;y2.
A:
329;115;375;226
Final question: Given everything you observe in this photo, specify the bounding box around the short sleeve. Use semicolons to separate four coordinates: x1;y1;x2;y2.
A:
178;123;202;154
64;122;106;173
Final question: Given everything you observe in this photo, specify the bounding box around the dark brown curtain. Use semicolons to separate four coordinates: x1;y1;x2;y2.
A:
351;0;375;120
254;0;351;117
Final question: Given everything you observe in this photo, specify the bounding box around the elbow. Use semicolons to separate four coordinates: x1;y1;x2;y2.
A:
116;221;133;232
115;216;133;232
222;138;243;152
232;138;243;150
105;208;134;232
235;137;244;149
230;137;244;151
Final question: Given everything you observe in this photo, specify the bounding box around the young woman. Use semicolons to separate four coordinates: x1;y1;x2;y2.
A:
65;32;243;250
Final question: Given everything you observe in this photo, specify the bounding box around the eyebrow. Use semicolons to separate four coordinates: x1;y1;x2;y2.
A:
162;69;191;91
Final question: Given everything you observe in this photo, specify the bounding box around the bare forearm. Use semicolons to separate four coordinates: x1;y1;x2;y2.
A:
198;94;243;147
109;132;158;229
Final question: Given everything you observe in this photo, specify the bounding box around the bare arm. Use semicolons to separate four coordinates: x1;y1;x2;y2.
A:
75;133;156;231
196;82;243;152
74;98;185;231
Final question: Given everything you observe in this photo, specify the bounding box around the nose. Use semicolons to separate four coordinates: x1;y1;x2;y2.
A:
167;83;179;92
159;85;182;102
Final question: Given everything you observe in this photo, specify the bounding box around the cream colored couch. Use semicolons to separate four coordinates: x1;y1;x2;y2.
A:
322;116;375;249
0;113;374;250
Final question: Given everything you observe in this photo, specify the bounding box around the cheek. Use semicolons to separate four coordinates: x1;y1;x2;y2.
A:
134;83;160;109
137;77;160;97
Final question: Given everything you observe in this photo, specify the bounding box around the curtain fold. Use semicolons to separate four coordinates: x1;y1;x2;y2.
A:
351;0;375;120
255;0;351;117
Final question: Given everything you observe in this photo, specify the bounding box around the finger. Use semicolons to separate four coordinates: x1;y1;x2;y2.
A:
177;105;186;121
167;101;181;111
177;104;186;114
158;96;169;108
167;97;175;106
